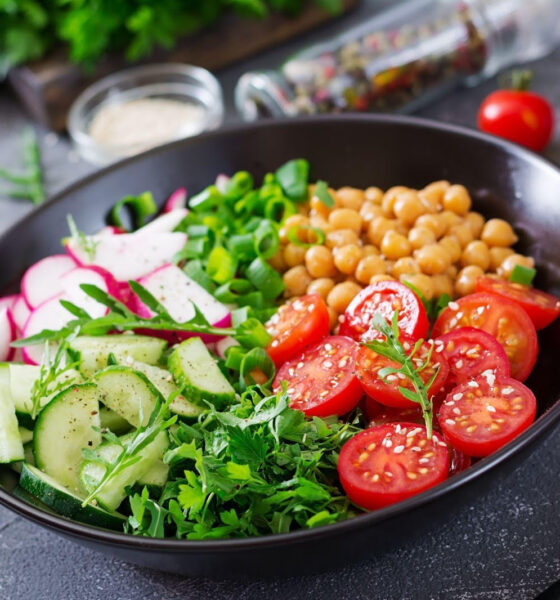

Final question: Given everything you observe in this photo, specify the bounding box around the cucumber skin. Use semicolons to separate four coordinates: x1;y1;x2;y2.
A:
19;463;125;531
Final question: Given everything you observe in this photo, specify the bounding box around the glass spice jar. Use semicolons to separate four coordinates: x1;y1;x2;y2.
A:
235;0;560;120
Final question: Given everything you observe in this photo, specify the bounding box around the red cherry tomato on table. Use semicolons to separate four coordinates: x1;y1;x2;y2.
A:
438;376;536;457
273;335;362;418
338;422;450;510
339;281;428;343
478;89;555;152
475;276;560;330
432;293;538;382
265;294;329;367
356;337;449;408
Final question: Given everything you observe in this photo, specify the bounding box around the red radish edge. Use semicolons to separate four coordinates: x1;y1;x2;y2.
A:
0;308;16;361
163;188;188;213
21;254;77;309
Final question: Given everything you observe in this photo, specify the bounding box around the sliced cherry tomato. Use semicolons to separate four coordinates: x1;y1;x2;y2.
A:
432;293;538;382
438;376;536;457
435;327;510;393
356;337;449;408
339;281;428;343
265;294;330;367
475;276;560;330
273;335;362;417
338;422;449;510
448;446;472;477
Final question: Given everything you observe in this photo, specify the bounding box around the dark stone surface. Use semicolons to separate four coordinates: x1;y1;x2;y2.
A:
1;1;560;598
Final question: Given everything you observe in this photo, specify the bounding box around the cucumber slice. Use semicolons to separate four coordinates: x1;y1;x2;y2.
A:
19;463;125;530
99;406;131;435
168;337;235;410
128;360;204;419
70;335;167;377
10;442;35;474
34;383;101;492
19;427;33;444
94;366;163;428
138;457;169;488
0;371;24;463
80;431;169;511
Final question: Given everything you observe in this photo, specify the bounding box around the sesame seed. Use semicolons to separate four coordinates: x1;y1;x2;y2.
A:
271;340;279;347
418;457;430;464
448;301;459;311
453;393;463;401
411;446;421;452
324;343;333;351
407;428;422;438
407;472;418;480
288;368;295;376
455;359;464;369
403;342;411;351
393;445;405;454
297;362;304;369
323;361;333;368
486;404;496;413
452;407;461;415
477;306;485;315
395;425;402;433
502;387;515;395
418;467;429;474
384;471;393;478
372;474;380;482
445;419;456;426
467;381;479;388
386;374;398;382
438;441;447;447
338;358;348;368
456;311;463;319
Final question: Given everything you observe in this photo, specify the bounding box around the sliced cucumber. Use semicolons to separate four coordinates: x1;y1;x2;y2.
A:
19;463;125;530
99;406;131;435
18;427;33;444
70;335;167;377
139;457;169;488
80;431;169;511
0;371;24;463
10;443;35;474
34;383;101;492
168;337;235;410
128;360;204;419
94;366;163;428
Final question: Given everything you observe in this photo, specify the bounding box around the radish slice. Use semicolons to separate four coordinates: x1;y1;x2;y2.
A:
65;231;187;281
21;255;77;309
96;225;126;237
134;209;188;235
59;267;114;318
133;264;231;342
163;187;188;213
215;174;230;194
12;296;31;334
0;295;18;313
215;336;239;359
0;308;15;361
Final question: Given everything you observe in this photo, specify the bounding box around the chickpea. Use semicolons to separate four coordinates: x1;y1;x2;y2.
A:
392;257;420;280
309;215;333;234
333;244;363;274
355;255;386;283
337;187;365;210
408;226;436;250
382;186;408;217
489;246;515;271
360;202;383;229
481;218;518;247
305;245;337;278
365;186;384;205
381;231;412;260
497;254;535;279
307;277;335;300
328;208;362;233
464;211;485;238
415;243;451;275
443;184;471;215
438;236;462;263
362;245;379;256
369;274;395;284
455;266;484;297
310;194;331;218
283;266;312;297
393;190;426;226
421;180;450;210
284;214;309;230
432;274;454;297
400;273;434;301
327;281;363;313
446;265;458;279
283;243;306;267
384;260;396;275
440;210;463;231
367;216;397;246
448;223;474;248
268;248;287;272
461;240;490;270
415;214;447;239
327;306;338;330
326;229;360;249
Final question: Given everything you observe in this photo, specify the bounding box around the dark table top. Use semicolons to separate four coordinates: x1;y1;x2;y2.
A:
1;1;560;598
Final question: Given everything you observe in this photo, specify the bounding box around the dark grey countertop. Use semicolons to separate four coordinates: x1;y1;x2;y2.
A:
1;1;560;598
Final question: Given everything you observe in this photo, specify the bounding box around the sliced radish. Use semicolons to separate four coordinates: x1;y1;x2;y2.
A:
21;254;77;309
163;187;188;213
12;296;31;334
215;174;230;194
0;295;18;313
65;231;187;281
133;264;231;342
0;308;16;361
96;225;126;237
59;267;114;319
215;336;239;359
134;208;188;236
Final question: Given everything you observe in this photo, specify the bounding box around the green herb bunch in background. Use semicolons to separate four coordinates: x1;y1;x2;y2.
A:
0;0;342;76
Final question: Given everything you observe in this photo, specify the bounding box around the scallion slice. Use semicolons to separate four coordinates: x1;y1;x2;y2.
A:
254;221;279;260
509;264;537;286
206;246;238;284
109;191;157;230
246;257;284;299
238;347;275;391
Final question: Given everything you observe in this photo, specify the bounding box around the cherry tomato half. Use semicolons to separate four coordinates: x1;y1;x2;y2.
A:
273;335;362;417
478;89;555;152
475;276;560;330
432;293;538;382
339;281;428;343
265;294;330;367
438;376;536;457
338;422;449;510
356;338;449;408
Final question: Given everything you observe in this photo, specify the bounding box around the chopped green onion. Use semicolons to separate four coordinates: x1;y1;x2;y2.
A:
509;264;536;286
214;279;254;303
246;257;284;299
224;346;246;370
189;185;222;212
175;237;211;260
231;306;251;327
275;159;309;202
109;191;157;230
228;233;257;262
234;318;272;348
314;180;335;208
183;260;216;293
287;225;325;248
206;246;238;284
238;347;275;391
225;171;254;199
264;196;296;222
234;191;260;218
254;220;279;259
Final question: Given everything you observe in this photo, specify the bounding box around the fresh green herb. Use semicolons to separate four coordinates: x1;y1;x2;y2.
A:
66;215;98;262
109;191;157;231
127;486;167;538
314;180;335;208
365;312;439;438
287;225;326;248
0;128;45;205
275;159;310;202
509;264;537;286
402;280;451;321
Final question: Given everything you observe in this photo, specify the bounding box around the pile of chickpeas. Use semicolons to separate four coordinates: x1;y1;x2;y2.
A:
269;181;535;330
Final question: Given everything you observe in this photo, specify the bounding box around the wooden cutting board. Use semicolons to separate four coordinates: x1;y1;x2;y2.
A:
8;0;357;132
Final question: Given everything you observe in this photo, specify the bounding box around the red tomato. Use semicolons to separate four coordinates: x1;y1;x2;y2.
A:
273;335;362;417
339;281;428;343
438;376;536;457
478;89;554;152
432;293;538;382
338;423;449;510
356;337;449;408
475;276;560;330
435;327;510;393
265;294;330;367
448;446;472;477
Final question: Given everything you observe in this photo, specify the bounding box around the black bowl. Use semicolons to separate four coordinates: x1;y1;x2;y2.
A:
1;115;560;579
